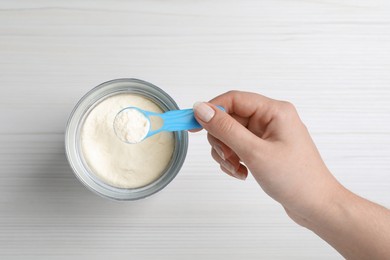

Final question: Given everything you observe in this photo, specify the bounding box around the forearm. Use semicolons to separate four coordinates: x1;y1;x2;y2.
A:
306;184;390;259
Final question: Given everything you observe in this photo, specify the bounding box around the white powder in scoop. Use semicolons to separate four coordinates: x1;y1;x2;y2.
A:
114;108;150;143
81;93;174;188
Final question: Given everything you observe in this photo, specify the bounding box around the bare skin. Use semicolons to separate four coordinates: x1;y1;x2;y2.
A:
192;91;390;259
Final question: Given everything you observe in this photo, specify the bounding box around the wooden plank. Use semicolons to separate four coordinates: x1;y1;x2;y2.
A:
0;1;389;259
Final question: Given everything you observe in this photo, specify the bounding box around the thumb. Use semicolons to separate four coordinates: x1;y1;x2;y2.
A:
193;101;260;161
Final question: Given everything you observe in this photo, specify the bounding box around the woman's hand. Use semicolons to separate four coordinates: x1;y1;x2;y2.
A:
193;91;390;259
193;91;339;224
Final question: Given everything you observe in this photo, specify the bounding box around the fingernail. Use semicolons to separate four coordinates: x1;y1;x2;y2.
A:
193;102;215;122
214;145;225;160
221;160;245;180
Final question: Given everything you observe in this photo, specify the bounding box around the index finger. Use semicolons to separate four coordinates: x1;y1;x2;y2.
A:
209;90;278;124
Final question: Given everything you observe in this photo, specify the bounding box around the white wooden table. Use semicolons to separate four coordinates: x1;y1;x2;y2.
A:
1;1;389;259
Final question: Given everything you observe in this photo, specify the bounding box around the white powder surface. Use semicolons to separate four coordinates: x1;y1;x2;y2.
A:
81;93;175;188
114;108;150;143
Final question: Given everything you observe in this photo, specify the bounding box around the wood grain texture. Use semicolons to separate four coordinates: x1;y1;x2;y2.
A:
0;0;389;259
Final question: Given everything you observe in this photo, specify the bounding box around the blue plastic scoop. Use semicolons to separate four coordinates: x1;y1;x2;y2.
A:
113;106;224;144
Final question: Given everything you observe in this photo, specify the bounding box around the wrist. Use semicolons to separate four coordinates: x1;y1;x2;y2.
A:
300;179;390;259
304;181;351;231
284;172;348;230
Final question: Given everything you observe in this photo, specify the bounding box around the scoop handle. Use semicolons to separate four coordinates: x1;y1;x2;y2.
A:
144;106;225;138
159;105;225;132
159;109;200;131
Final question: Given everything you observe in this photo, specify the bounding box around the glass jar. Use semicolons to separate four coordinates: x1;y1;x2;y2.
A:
65;78;188;200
